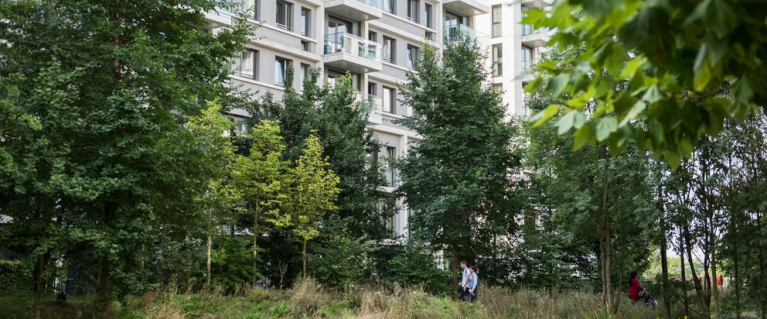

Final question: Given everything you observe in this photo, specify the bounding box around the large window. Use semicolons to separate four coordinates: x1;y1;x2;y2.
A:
492;5;502;37
243;0;259;20
275;57;290;86
276;1;293;31
299;7;310;36
299;63;309;91
492;45;502;77
382;36;395;63
522;46;533;70
407;0;419;23
377;199;395;237
382;86;395;114
238;49;258;79
425;3;433;28
407;45;419;68
384;0;395;14
521;6;533;36
385;146;397;187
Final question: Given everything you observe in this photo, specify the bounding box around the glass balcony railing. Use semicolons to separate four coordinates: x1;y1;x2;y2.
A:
362;95;383;115
522;59;539;71
324;32;381;62
339;0;381;9
521;24;534;36
443;21;479;41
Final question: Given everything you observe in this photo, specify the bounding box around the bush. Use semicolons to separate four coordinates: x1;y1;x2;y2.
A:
308;220;378;291
384;240;453;296
0;260;22;289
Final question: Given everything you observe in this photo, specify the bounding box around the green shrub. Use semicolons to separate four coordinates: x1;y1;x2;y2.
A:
0;260;22;289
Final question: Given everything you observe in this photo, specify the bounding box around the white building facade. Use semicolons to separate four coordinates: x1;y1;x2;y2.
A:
204;0;490;238
476;0;551;117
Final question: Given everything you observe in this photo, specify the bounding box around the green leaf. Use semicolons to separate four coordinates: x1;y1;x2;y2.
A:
620;57;643;79
548;74;570;96
532;104;561;127
596;117;618;141
693;59;712;92
733;77;754;104
573;122;593;150
556;111;576;135
642;85;662;104
618;101;646;127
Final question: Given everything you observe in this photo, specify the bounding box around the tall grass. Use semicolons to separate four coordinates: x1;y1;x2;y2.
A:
0;280;690;319
128;279;687;319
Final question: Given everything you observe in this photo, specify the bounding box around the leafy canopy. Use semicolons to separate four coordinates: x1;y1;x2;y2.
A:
525;0;767;167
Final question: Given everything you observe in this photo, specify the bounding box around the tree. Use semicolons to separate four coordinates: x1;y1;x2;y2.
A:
184;103;239;289
0;0;253;316
525;0;767;166
397;36;521;283
232;120;291;286
288;132;340;278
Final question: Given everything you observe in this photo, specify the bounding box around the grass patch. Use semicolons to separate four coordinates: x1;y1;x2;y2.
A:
0;281;693;319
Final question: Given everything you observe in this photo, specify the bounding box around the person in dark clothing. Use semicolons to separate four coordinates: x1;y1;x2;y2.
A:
628;270;644;305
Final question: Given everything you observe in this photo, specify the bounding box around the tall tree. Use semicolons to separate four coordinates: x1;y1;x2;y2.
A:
288;132;340;278
0;0;253;316
232;120;291;286
397;36;520;282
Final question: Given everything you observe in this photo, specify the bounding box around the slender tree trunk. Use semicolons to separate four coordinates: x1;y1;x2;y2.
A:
680;227;689;318
253;212;259;287
33;253;46;319
302;239;308;279
711;232;721;319
206;217;212;290
657;180;671;318
600;152;614;315
684;223;710;319
93;204;115;319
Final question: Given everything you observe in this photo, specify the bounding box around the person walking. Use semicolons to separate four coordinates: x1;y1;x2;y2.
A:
628;270;644;306
468;266;479;302
459;261;470;301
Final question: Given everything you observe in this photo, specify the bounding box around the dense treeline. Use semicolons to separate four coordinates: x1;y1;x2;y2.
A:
1;1;767;319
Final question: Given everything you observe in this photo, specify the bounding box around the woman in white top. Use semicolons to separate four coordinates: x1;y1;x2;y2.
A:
468;266;479;302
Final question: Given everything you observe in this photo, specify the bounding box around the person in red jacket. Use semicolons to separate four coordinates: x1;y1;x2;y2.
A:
628;270;644;305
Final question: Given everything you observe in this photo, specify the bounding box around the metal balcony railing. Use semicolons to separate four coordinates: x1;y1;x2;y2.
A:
324;32;381;62
443;21;483;41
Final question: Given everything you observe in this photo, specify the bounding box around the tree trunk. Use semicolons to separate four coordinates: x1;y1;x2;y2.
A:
711;233;721;319
33;253;46;319
93;204;115;319
253;206;259;287
660;197;671;319
206;233;212;290
600;152;614;315
684;223;710;319
679;227;689;318
302;239;308;279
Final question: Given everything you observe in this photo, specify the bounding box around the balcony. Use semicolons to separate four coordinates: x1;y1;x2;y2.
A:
204;6;233;30
324;0;382;22
520;0;553;7
521;28;550;47
443;22;485;42
361;95;383;124
324;32;383;73
442;0;490;16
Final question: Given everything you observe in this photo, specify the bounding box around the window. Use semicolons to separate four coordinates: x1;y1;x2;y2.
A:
382;36;395;63
385;146;397;187
407;45;419;68
299;63;310;91
382;86;395;114
492;5;502;37
407;0;419;23
521;6;533;36
377;199;395;237
425;31;434;41
368;82;377;96
300;7;310;36
242;0;259;20
522;45;533;70
276;1;293;31
493;83;504;93
492;45;502;77
238;49;257;79
384;0;394;13
425;3;433;28
301;40;310;52
275;57;290;86
368;31;377;42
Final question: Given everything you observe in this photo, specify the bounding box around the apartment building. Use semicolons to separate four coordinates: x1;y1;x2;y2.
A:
204;0;490;238
476;0;551;117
